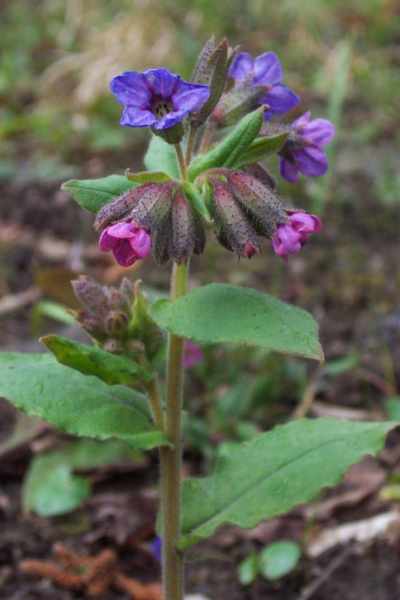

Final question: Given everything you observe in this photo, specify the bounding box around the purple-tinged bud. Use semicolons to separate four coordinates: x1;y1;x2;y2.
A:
279;112;335;183
94;184;155;232
99;220;151;267
228;170;287;237
210;178;260;258
170;189;206;263
191;38;231;127
272;210;321;259
105;310;129;336
183;341;204;369
71;275;110;320
244;163;276;191
129;182;176;231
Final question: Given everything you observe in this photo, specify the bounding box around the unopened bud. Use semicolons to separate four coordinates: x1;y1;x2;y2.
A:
105;310;129;336
210;178;260;258
228;170;287;237
94;184;154;232
170;189;206;263
71;275;109;320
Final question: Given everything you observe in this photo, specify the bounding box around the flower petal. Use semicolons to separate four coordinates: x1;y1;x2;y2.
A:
263;84;300;117
280;158;299;183
303;118;336;146
254;52;283;86
120;106;156;128
99;229;118;251
144;68;180;99
152;109;187;130
129;228;151;258
294;147;328;177
112;240;138;267
106;221;136;239
110;71;150;107
172;80;210;113
228;52;254;81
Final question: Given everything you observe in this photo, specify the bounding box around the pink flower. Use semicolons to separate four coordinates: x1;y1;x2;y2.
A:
99;221;151;267
272;210;321;258
183;341;204;369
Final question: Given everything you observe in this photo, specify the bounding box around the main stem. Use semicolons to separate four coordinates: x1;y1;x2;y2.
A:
160;261;188;600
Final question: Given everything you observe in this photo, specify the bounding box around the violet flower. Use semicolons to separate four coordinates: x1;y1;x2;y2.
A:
229;51;299;119
99;221;151;267
183;341;204;369
110;68;210;130
280;111;336;183
272;210;321;259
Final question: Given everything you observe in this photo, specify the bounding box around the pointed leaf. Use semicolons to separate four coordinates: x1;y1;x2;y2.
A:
150;283;323;361
126;170;173;184
144;135;180;178
179;418;397;549
234;131;289;168
41;335;152;386
188;107;264;180
0;353;167;449
62;175;136;213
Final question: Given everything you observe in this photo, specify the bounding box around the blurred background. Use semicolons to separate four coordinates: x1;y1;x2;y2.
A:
0;1;400;599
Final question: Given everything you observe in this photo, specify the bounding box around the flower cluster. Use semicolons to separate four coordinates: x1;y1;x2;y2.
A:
96;39;335;268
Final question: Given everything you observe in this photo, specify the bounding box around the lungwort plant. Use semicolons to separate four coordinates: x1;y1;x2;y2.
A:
0;38;396;600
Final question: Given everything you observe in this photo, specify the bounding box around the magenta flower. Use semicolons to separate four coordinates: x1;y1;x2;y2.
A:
272;210;321;259
280;112;336;183
110;68;210;130
229;51;299;119
99;221;151;267
183;341;204;369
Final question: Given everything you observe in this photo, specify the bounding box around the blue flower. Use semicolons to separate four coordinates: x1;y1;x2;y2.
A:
279;111;336;182
110;68;210;131
229;52;299;119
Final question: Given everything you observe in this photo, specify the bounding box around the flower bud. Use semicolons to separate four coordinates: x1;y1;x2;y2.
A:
169;189;206;263
228;170;287;237
71;275;109;320
129;182;206;265
209;178;260;258
191;38;231;127
94;184;155;232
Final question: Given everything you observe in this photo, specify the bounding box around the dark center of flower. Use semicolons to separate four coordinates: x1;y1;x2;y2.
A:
152;98;173;119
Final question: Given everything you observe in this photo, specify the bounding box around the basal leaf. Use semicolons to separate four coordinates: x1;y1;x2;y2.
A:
62;175;136;213
150;283;323;361
0;353;167;449
41;335;152;386
179;418;397;549
144;135;180;178
23;439;136;517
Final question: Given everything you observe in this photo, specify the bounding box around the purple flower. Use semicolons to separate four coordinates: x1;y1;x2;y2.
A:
99;220;151;267
280;112;336;183
151;537;162;562
110;68;210;130
229;52;299;119
183;341;204;369
272;210;321;259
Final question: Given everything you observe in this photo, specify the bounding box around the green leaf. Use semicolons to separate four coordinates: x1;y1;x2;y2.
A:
62;175;136;213
385;396;400;420
238;552;259;586
188;108;264;180
179;418;397;549
41;335;152;386
233;131;289;168
259;541;301;580
0;353;167;450
126;169;173;183
322;353;360;376
23;439;136;516
150;283;323;361
144;135;179;179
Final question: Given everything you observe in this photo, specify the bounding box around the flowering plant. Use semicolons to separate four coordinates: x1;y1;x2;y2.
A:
0;38;396;600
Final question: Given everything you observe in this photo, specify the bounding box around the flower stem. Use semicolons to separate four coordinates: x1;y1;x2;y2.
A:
175;143;188;181
159;261;188;600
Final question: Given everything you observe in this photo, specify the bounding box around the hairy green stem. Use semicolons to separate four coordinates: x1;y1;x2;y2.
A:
175;143;188;181
160;261;189;600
